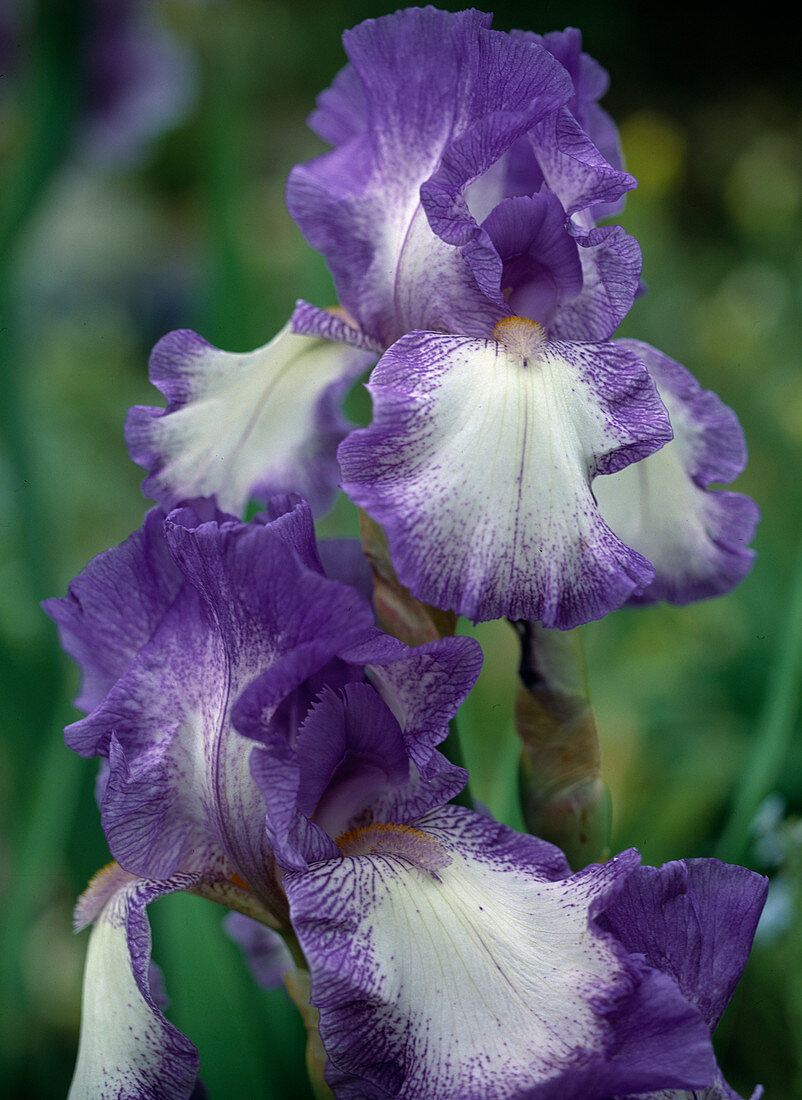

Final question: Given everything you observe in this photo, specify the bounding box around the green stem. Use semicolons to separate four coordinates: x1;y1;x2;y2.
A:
512;622;611;869
285;969;335;1100
199;20;260;349
154;893;309;1099
0;0;85;599
0;0;86;1075
716;543;802;865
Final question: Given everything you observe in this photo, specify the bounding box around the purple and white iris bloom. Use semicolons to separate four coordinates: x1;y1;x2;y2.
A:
124;6;756;630
46;493;479;1096
285;833;767;1100
47;492;765;1099
290;6;757;627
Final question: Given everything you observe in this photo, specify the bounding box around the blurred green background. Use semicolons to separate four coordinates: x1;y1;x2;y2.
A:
1;1;801;1097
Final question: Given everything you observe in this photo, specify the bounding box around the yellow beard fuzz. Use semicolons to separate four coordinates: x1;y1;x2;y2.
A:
336;821;451;872
492;316;547;360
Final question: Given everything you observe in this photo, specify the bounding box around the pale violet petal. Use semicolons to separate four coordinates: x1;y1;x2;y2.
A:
391;204;506;339
126;323;373;517
340;330;671;627
70;863;201;1100
530;106;637;217
593;340;759;604
550;222;643;342
223;912;293;991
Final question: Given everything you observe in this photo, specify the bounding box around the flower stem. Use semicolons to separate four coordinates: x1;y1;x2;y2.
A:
284;968;335;1100
358;510;457;646
512;621;611;869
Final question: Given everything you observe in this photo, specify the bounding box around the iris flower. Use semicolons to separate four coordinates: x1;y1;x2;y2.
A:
46;495;765;1099
44;7;767;1098
124;7;756;630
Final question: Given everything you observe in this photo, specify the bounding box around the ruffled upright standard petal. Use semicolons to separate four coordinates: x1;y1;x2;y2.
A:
126;323;374;517
479;194;641;341
420;106;636;339
551;221;642;341
524;27;624;176
527;105;636;219
69;863;202;1100
339;630;484;771
43;506;182;713
340;330;672;626
593;341;759;605
456;23;633;244
287;7;573;344
286;807;714;1100
238;619;482;873
480;191;584;327
67;503;376;902
248;670;472;873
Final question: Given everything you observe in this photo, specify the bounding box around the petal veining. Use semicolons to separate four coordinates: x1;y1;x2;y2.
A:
594;340;759;604
287;7;572;344
340;331;671;626
287;807;713;1100
126;323;373;517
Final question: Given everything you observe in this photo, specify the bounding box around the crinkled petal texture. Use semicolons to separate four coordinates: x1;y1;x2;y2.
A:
125;323;374;518
43;506;182;713
552;222;642;341
593;341;759;605
238;608;482;873
69;863;201;1100
522;28;623;178
493;20;633;215
287;7;575;344
65;500;377;902
340;331;671;626
291;299;384;353
420;104;638;345
286;807;715;1100
476;193;641;342
600;860;768;1031
248;674;473;873
600;859;768;1100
